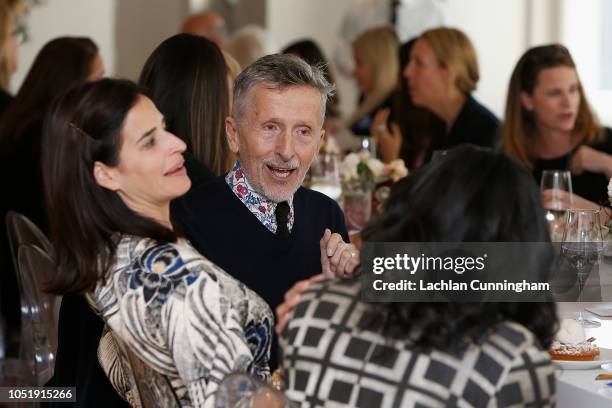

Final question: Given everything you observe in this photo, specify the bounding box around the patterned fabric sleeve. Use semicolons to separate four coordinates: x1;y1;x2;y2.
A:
96;242;258;408
495;346;556;407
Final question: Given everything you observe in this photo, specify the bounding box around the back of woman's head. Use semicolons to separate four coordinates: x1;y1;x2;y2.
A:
43;78;176;294
282;38;340;117
0;36;98;144
501;44;601;165
352;26;399;96
420;27;479;94
139;33;230;175
366;145;549;243
363;145;557;349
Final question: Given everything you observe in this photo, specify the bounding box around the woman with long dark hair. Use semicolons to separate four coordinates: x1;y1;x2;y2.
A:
0;36;103;358
279;146;557;406
139;33;231;181
0;36;102;227
43;79;272;407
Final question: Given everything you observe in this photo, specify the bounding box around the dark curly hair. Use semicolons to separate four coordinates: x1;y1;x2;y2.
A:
362;145;558;350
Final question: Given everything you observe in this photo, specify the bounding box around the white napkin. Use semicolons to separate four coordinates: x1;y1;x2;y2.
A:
555;318;587;344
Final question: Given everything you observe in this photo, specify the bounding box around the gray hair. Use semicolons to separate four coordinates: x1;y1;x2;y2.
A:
232;53;335;123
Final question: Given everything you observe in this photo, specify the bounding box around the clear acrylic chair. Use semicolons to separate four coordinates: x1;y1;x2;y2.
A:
16;244;57;386
6;211;54;260
5;212;61;350
215;373;296;408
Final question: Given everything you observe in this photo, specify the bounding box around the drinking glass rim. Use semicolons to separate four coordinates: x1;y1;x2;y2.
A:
541;169;571;175
566;208;601;213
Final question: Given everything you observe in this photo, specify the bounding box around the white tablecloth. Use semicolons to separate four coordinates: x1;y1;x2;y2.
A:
556;302;612;407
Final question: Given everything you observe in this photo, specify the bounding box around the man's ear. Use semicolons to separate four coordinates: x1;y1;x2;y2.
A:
93;161;120;191
225;116;240;154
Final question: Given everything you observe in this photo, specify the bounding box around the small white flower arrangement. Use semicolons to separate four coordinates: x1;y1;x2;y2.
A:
340;150;408;184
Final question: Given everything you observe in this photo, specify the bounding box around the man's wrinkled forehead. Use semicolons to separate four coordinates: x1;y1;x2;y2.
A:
235;82;325;122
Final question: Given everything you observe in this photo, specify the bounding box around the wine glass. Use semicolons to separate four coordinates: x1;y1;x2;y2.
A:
540;170;573;242
308;154;342;200
343;185;372;233
561;208;603;328
215;372;293;407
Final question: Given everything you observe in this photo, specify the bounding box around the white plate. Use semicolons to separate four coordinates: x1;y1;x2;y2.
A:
586;304;612;317
552;348;612;370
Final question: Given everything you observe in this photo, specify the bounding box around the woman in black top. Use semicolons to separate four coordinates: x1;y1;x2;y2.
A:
501;44;612;208
371;38;444;169
402;28;499;157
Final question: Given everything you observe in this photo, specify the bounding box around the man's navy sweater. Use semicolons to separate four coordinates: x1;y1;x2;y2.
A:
172;176;348;368
172;176;348;312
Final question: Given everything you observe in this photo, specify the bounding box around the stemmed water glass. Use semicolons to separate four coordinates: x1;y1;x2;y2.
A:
540;170;573;242
561;208;604;328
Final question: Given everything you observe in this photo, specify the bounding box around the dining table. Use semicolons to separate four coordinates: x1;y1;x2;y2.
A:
555;257;612;408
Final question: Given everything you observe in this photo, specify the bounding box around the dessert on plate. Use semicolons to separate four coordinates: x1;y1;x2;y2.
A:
549;337;600;361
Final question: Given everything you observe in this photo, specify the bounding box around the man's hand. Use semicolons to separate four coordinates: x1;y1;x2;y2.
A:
319;228;360;279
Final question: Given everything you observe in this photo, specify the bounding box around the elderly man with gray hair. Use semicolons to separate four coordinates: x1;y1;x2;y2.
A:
172;54;359;368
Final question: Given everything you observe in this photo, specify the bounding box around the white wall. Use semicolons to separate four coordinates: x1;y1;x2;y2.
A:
113;0;189;81
443;0;529;117
560;0;612;126
9;0;190;93
10;0;117;92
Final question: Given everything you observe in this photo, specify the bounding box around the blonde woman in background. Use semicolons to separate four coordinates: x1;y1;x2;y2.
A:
397;27;498;159
347;26;399;136
0;0;19;115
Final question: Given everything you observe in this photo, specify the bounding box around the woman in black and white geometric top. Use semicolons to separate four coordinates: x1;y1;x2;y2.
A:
280;146;558;407
42;79;272;407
